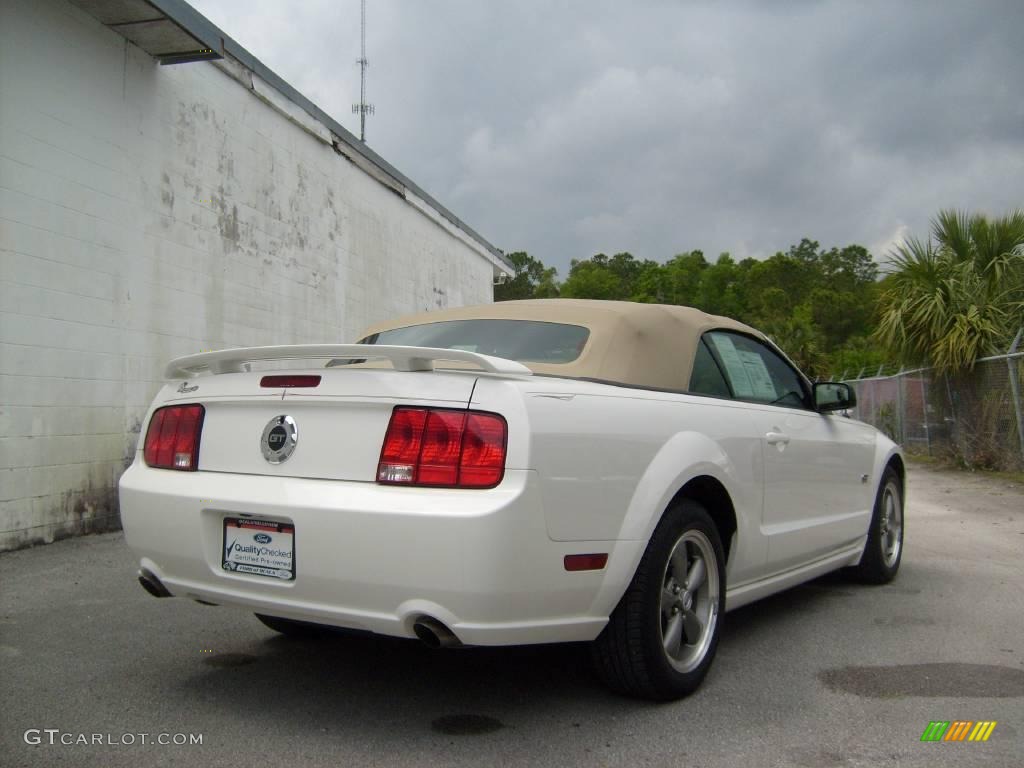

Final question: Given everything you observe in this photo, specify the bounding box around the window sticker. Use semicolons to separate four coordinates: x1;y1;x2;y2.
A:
709;334;779;401
736;350;778;401
708;334;755;398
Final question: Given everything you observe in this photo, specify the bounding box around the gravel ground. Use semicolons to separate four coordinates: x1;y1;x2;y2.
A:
1;462;1021;767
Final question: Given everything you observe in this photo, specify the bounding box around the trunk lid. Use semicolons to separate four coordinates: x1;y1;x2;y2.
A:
160;368;478;482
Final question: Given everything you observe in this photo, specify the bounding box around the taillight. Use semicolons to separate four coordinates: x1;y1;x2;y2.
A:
378;407;507;488
143;404;205;470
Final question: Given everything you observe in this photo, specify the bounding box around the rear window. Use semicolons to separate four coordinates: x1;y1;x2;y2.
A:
358;319;590;364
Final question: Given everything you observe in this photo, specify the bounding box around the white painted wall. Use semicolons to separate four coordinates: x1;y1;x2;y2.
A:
0;0;502;550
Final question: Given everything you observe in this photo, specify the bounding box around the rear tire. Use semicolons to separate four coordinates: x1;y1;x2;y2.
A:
853;466;903;584
591;499;726;700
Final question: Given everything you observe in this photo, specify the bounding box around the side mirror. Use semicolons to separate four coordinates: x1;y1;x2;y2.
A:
814;382;856;412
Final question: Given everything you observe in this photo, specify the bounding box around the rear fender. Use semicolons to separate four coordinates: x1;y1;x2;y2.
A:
589;431;761;619
617;430;748;544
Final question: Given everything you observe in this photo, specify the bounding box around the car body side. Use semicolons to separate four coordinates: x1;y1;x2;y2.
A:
470;370;902;622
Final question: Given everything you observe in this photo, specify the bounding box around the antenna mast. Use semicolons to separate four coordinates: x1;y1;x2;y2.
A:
351;0;374;142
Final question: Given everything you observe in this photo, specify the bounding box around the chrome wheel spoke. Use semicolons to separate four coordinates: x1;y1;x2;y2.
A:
681;609;702;645
889;518;901;549
663;613;684;658
661;585;677;618
670;544;689;582
686;558;706;591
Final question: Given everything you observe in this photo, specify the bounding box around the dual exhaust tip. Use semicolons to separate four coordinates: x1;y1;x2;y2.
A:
139;570;461;648
412;616;461;648
138;569;171;598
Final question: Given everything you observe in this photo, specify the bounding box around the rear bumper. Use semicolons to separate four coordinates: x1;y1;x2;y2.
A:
119;462;640;645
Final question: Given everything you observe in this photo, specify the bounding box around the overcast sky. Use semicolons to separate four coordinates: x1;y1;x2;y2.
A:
190;0;1023;277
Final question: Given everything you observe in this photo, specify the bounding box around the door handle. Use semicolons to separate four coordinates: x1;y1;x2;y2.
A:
766;431;790;445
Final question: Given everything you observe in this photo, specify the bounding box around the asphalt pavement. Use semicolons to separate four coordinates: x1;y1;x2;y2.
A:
1;463;1022;767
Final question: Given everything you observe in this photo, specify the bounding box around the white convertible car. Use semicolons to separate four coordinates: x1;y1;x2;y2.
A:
120;299;904;700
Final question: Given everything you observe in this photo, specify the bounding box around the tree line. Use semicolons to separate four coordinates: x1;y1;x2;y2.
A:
495;238;883;377
495;209;1024;378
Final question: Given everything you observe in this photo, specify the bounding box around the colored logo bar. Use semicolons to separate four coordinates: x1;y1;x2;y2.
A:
921;721;997;742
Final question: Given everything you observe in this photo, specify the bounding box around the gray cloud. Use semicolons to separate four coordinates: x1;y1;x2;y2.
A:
192;0;1024;276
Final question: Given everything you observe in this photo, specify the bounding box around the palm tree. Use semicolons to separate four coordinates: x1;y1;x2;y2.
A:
875;209;1024;372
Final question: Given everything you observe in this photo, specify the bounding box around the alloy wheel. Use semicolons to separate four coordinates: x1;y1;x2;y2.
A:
660;530;720;673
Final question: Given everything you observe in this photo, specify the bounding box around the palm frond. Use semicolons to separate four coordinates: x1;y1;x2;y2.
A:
875;208;1024;372
933;209;974;262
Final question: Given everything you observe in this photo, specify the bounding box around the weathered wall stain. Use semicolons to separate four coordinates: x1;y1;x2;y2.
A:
160;172;175;210
5;483;121;551
213;188;241;248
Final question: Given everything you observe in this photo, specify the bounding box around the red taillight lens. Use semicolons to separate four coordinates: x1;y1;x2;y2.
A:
564;553;609;571
418;410;466;485
143;404;205;470
378;408;428;483
377;407;507;488
459;413;508;488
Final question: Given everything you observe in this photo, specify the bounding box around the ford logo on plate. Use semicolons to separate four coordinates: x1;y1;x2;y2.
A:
253;533;272;544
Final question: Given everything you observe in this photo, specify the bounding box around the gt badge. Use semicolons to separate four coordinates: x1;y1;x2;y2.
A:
261;415;297;464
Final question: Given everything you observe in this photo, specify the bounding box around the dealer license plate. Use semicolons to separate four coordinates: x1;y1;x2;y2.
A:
222;518;295;580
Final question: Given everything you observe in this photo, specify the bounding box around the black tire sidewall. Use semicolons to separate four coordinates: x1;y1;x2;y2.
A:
858;467;903;582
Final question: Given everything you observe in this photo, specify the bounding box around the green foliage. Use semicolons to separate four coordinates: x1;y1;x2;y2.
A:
494;236;885;378
875;209;1024;372
820;244;878;286
560;254;627;300
494;251;559;302
694;253;743;318
662;251;708;305
826;335;888;379
760;309;828;379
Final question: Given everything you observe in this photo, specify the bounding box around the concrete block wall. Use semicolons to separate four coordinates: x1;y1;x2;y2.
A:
0;0;501;550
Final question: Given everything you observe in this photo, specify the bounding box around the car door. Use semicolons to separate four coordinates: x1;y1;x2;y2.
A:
687;338;770;585
703;331;874;574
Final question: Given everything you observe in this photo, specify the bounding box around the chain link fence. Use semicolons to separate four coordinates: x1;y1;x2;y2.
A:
837;334;1024;472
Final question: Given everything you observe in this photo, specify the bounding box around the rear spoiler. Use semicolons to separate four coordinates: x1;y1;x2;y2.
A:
164;344;533;379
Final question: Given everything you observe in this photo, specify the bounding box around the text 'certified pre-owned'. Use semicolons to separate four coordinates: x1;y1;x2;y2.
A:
261;415;297;464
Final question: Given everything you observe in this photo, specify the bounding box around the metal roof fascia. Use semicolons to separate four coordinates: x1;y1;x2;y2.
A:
144;0;512;273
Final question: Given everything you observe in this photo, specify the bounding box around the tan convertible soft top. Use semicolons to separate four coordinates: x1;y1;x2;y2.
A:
359;299;765;391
